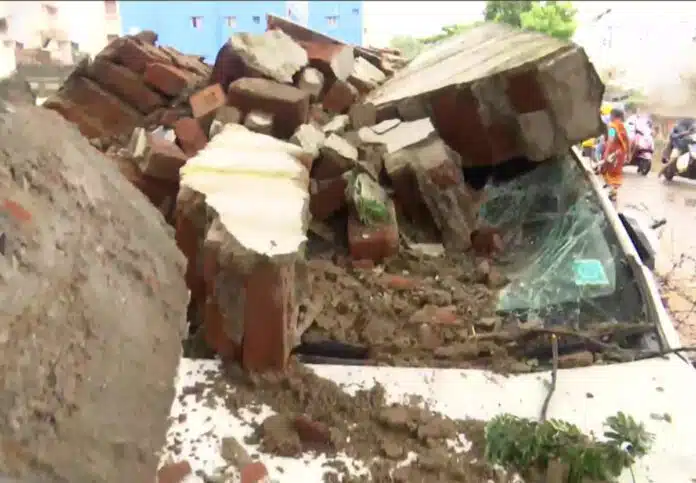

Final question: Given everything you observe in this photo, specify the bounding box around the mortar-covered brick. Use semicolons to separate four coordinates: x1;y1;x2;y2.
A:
59;76;144;137
113;38;170;74
228;77;310;139
145;62;193;97
174;117;208;156
141;135;188;182
43;96;107;139
204;298;242;361
505;69;548;114
87;57;165;114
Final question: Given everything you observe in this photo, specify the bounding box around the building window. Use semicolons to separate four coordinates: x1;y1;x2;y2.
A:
225;16;237;28
191;16;203;29
326;15;338;27
252;15;261;24
104;0;117;16
352;8;359;15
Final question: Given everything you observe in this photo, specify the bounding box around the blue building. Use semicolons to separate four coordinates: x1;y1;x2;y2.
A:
118;1;364;63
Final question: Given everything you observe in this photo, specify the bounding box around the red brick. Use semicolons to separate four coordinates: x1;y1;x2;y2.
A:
427;158;463;188
174;117;208;157
43;96;107;139
380;274;417;291
309;176;347;221
210;43;258;92
293;415;333;450
87;57;165;114
240;461;269;483
505;69;548;114
228;77;310;139
159;108;188;128
59;76;144;137
157;461;191;483
2;199;31;224
241;261;294;372
160;45;210;79
141;135;188;181
322;80;358;114
204;299;242;361
410;305;459;325
145;62;193;97
113;38;170;74
347;212;398;264
174;211;205;302
189;84;225;119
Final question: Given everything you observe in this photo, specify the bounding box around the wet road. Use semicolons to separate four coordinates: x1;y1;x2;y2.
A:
619;168;696;343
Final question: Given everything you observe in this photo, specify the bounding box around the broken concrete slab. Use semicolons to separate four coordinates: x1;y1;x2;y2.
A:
0;107;187;482
365;22;604;166
228;78;310;139
228;30;308;84
177;124;311;371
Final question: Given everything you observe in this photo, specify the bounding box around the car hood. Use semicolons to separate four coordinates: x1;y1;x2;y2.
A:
166;355;696;482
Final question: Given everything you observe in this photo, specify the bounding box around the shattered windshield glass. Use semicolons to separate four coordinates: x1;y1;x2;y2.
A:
480;153;646;328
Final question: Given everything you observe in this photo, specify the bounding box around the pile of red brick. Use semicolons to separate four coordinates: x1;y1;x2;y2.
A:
40;19;490;375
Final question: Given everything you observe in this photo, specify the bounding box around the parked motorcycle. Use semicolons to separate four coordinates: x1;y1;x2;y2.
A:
628;126;654;176
660;130;696;181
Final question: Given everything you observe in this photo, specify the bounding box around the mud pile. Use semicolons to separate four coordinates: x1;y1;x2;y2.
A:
0;107;188;482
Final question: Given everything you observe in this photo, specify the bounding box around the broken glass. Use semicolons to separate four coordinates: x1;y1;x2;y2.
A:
480;153;645;329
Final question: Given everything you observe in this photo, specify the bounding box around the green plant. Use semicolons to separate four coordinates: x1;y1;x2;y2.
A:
484;412;654;482
345;172;390;226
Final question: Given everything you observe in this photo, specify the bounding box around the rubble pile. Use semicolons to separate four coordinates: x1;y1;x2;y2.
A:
43;17;604;375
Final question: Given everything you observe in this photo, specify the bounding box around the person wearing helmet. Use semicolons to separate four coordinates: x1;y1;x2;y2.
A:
600;108;630;205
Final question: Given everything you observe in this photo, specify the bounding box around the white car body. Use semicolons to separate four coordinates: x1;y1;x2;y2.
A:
165;149;696;483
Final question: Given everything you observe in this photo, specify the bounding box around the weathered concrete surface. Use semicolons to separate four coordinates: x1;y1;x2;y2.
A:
228;30;308;84
366;22;604;167
176;124;311;372
0;107;187;482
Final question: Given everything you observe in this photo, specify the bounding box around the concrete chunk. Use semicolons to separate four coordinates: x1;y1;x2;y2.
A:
385;136;479;251
290;123;326;160
178;124;312;371
228;30;308;84
300;41;355;81
297;66;325;100
366;23;604;166
349;57;387;94
349;102;378;129
244;110;274;136
358;117;435;153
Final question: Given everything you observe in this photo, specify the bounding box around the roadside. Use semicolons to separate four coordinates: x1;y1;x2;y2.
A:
619;169;696;345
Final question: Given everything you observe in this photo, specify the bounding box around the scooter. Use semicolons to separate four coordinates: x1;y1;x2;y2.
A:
660;131;696;181
628;128;654;176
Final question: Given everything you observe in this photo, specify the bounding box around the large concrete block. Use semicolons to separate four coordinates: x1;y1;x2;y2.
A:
366;22;604;167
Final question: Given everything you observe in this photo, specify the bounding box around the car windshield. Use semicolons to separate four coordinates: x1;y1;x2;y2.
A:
480;153;647;328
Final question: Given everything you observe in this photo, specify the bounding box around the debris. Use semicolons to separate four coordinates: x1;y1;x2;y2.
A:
228;30;308;84
297;67;325;100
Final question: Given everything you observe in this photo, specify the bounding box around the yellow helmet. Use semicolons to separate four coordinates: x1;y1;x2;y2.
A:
600;103;613;116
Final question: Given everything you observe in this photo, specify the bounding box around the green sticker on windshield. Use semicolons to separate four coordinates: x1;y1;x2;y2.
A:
573;259;609;286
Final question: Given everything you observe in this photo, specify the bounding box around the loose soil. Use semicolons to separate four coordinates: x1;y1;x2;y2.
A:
0;107;188;482
180;362;503;483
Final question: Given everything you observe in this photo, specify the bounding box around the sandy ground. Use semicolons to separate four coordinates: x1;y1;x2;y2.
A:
619;168;696;345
